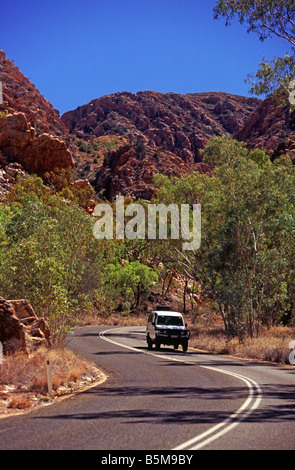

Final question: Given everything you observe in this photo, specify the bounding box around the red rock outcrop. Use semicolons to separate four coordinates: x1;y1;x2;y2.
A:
62;90;260;199
0;298;27;354
0;50;75;183
94;138;212;200
0;297;52;355
0;160;25;195
235;95;295;160
0;49;69;139
0;111;74;176
62;90;260;165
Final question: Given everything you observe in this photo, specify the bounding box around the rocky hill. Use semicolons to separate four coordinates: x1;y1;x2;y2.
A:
236;95;295;160
1;48;294;201
62;90;260;163
0;50;75;195
0;50;68;139
62;89;295;199
61;90;261;198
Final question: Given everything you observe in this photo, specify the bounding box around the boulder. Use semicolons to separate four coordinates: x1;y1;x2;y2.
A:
70;178;93;190
0;112;74;176
0;297;27;354
0;297;52;355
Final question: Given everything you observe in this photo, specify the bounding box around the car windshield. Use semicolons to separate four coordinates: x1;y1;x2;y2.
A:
156;315;184;326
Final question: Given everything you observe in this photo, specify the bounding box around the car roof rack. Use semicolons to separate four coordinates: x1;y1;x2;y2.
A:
155;305;172;311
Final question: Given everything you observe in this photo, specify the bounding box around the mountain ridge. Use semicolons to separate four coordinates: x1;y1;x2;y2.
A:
61;89;261;164
61;89;262;198
0;49;294;200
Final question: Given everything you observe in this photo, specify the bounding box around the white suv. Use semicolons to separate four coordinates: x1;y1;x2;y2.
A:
146;308;190;352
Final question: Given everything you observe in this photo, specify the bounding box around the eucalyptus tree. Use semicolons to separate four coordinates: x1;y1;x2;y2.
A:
214;0;295;98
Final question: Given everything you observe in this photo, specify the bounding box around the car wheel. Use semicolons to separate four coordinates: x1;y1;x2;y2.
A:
182;340;188;352
155;340;161;350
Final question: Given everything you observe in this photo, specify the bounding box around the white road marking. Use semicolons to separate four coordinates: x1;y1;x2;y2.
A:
99;327;263;450
173;367;262;450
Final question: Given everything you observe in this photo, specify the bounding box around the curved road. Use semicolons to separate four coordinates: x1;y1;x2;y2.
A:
0;325;295;450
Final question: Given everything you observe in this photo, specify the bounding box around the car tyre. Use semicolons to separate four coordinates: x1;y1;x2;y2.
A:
182;340;188;352
147;336;153;350
155;340;161;350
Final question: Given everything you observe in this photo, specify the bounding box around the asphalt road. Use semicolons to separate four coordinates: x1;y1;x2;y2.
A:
0;325;295;451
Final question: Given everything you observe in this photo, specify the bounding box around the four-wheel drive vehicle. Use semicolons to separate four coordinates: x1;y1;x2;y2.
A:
146;308;190;352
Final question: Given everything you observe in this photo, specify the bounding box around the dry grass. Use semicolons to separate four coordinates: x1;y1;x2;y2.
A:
189;320;295;364
84;309;295;365
1;308;294;417
82;311;147;327
0;346;103;415
0;347;95;393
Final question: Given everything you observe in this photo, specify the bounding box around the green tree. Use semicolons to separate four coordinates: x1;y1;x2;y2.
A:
0;177;104;338
214;0;295;98
106;260;158;310
214;1;295;44
0;176;162;334
155;136;295;338
246;54;295;98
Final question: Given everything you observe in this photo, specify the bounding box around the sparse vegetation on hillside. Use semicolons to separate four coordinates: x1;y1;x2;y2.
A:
69;134;128;182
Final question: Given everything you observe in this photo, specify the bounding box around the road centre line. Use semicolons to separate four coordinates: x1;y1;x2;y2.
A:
173;368;262;450
99;327;263;450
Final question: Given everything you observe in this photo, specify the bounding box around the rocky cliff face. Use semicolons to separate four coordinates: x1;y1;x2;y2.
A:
62;90;260;164
62;90;260;198
0;49;69;139
63;90;295;199
235;95;295;161
0;50;74;191
94;140;213;200
0;111;74;177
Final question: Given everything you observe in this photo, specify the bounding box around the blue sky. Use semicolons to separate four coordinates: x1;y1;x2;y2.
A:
1;0;291;115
